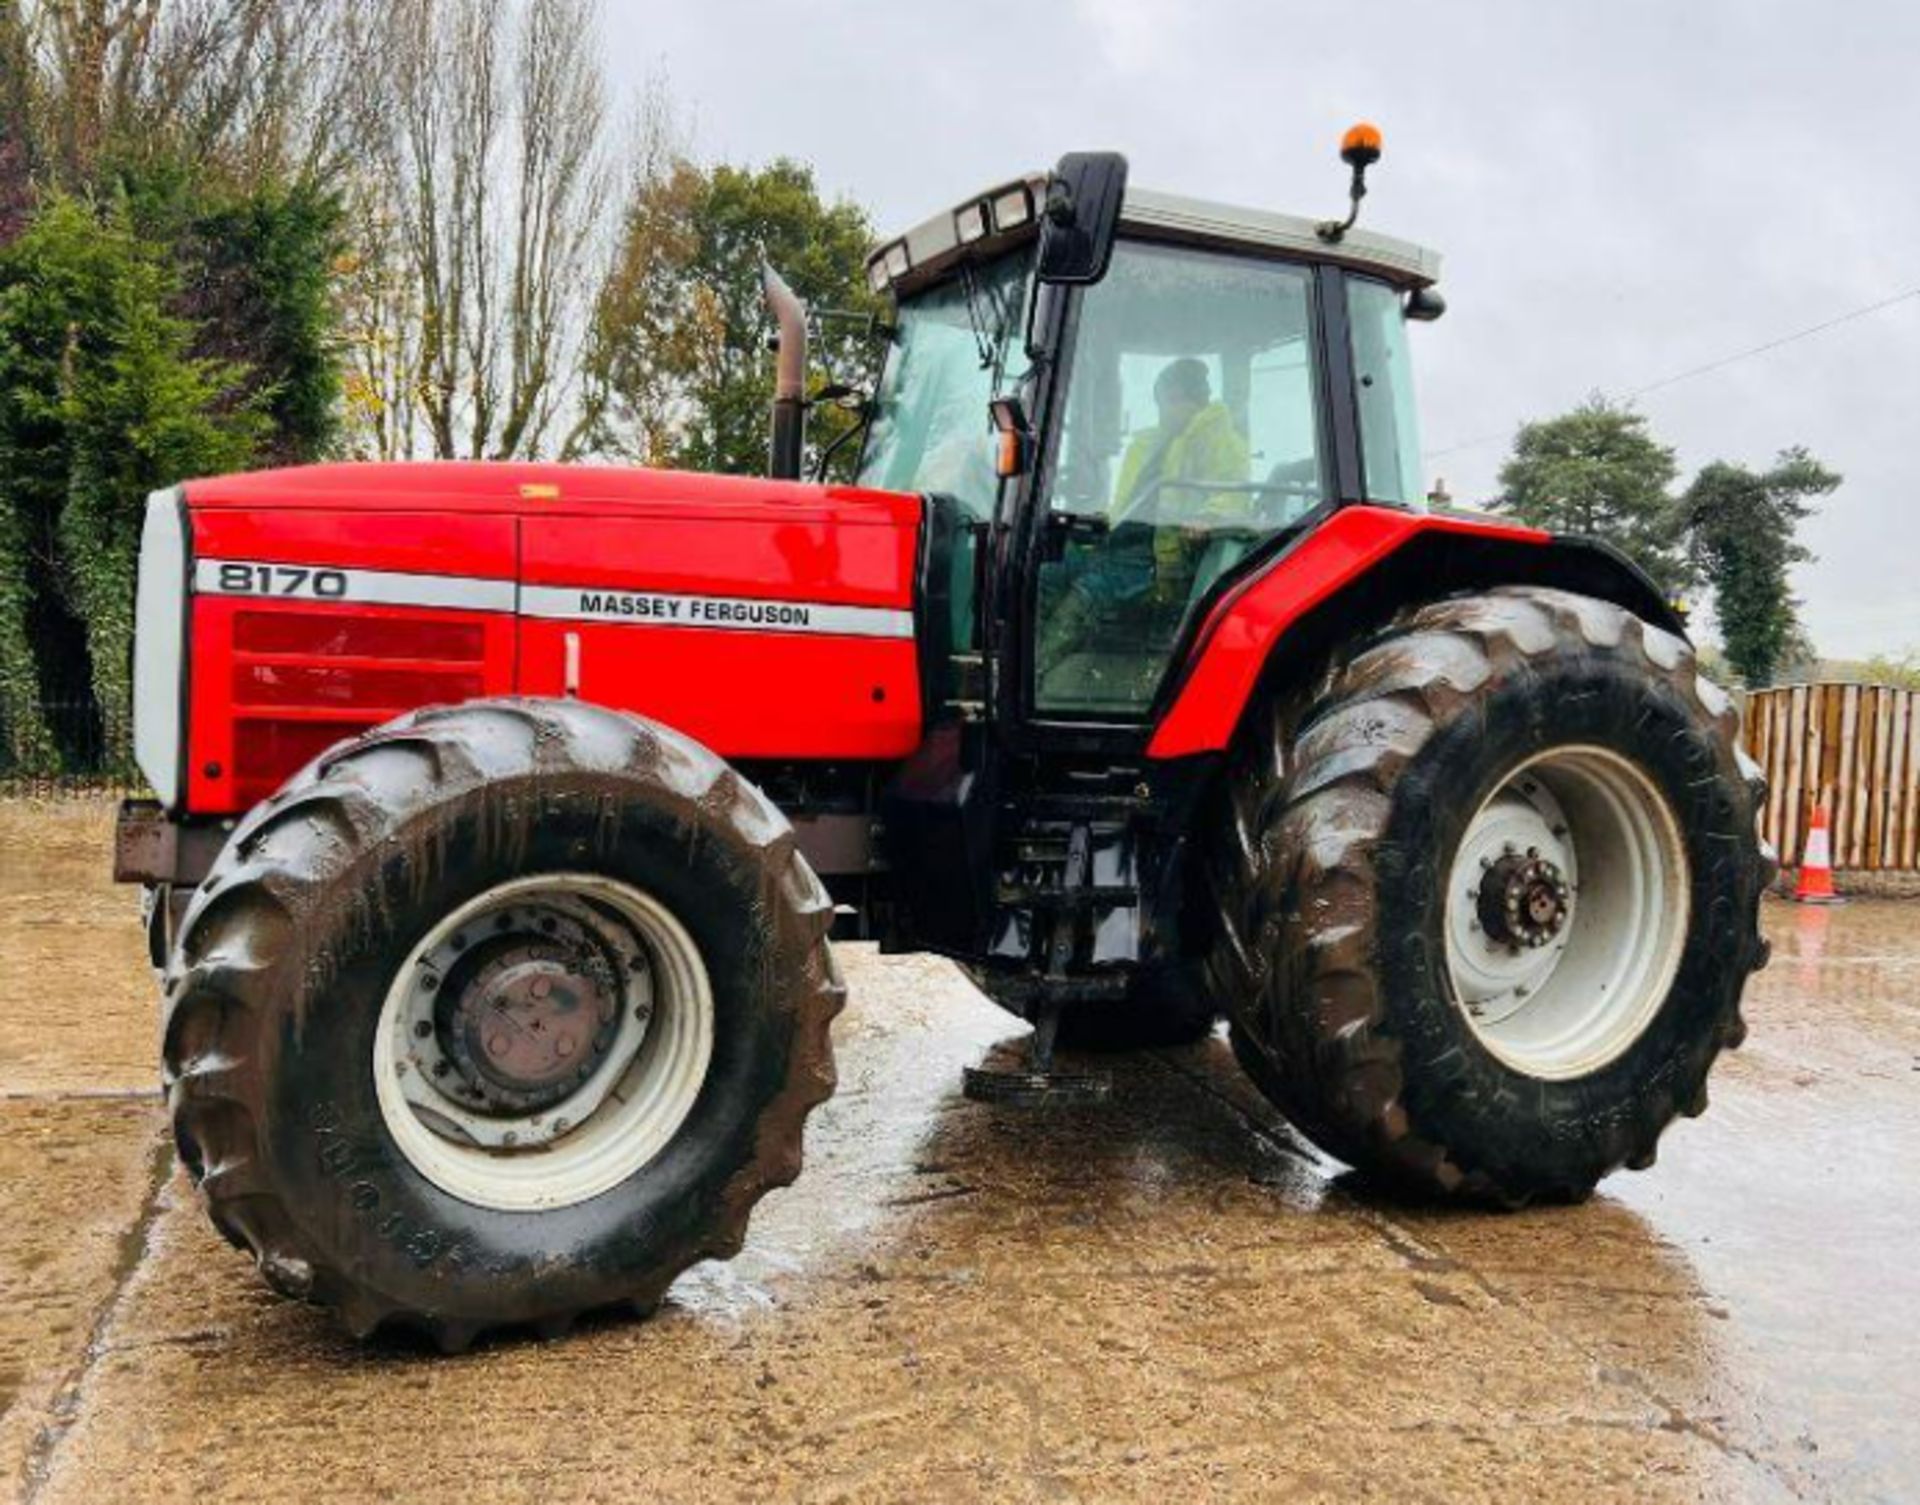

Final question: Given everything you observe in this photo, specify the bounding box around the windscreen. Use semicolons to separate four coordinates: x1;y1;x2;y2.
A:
856;251;1032;523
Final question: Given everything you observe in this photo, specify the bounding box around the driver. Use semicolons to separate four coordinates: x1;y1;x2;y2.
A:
1111;358;1249;600
1034;358;1250;694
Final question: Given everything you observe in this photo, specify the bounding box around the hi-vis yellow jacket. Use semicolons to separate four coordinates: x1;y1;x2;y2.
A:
1112;403;1250;576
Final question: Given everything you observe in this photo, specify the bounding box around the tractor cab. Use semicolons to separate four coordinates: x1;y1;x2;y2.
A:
854;143;1442;731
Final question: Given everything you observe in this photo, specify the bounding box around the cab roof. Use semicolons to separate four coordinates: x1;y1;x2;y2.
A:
868;171;1441;299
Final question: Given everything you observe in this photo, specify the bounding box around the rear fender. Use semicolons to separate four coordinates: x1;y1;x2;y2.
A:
1147;505;1683;760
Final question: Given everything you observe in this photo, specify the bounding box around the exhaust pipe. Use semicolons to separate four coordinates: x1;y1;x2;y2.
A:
763;263;807;480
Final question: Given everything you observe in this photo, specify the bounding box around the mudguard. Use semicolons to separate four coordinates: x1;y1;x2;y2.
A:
1147;505;1683;759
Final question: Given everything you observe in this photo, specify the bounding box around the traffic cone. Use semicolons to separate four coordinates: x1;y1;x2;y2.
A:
1793;799;1841;904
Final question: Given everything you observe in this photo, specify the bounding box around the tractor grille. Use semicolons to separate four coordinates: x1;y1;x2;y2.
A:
227;609;488;804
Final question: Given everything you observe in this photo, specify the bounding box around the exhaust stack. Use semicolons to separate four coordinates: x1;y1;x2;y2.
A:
763;263;807;480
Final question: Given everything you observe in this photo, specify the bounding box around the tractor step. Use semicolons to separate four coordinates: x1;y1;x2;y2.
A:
959;992;1112;1107
962;1064;1112;1107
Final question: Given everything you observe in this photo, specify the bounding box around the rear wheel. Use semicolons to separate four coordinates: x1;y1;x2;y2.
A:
1207;587;1772;1203
163;698;842;1347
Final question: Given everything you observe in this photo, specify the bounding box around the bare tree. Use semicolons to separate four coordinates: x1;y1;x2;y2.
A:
4;0;370;188
347;0;612;461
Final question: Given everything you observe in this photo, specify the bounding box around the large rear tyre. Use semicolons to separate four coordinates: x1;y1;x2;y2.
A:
1206;588;1772;1204
162;699;842;1348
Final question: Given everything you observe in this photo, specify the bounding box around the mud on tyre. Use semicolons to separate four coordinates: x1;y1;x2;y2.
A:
162;698;842;1348
1207;587;1773;1204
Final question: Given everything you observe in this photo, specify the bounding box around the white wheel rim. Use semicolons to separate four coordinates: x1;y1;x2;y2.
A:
374;873;714;1212
1443;746;1689;1081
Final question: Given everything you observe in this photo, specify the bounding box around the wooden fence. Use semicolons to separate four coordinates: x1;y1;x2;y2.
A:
1743;683;1920;870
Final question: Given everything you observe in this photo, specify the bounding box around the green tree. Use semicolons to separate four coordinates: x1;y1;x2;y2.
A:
0;195;261;768
181;180;343;464
0;0;353;773
1494;396;1689;597
577;156;882;477
1678;448;1838;688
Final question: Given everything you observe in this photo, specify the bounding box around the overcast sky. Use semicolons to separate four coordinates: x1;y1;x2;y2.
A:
605;0;1919;660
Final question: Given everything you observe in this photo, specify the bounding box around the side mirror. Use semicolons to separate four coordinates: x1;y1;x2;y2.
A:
1035;151;1128;286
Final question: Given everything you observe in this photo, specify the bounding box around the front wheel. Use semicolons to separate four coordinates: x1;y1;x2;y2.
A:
163;699;842;1348
1207;587;1773;1204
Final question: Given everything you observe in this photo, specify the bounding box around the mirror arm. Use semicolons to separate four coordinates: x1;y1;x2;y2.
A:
1019;273;1048;365
811;401;874;483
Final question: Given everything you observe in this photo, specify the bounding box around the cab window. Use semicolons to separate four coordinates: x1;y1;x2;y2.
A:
858;250;1031;650
1034;240;1324;717
1349;276;1423;505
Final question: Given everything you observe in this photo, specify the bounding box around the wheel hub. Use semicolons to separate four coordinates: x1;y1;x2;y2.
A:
1443;746;1691;1081
1477;849;1571;951
378;874;715;1212
441;938;620;1113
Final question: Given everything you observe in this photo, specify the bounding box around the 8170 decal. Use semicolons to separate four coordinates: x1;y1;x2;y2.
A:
210;562;349;599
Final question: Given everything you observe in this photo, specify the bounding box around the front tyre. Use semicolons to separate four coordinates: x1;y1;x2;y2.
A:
163;699;842;1348
1208;588;1772;1204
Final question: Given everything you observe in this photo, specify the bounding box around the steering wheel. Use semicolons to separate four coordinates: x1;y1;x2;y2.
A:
1107;476;1266;533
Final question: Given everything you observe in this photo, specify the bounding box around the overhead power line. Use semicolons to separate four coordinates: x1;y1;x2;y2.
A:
1424;282;1920;462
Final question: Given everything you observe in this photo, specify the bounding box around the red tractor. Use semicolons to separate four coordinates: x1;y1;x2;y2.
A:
116;135;1771;1349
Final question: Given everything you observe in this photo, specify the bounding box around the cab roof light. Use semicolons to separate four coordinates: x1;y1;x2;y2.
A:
865;256;891;294
954;202;989;244
990;185;1033;231
882;241;911;278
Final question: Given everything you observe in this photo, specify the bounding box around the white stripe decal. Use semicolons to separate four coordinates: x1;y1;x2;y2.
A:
519;584;913;639
194;558;915;639
196;559;515;612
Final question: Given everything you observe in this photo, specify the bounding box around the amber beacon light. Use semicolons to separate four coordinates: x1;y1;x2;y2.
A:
1319;121;1384;242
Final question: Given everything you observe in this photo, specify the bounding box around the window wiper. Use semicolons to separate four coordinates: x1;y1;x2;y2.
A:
958;262;998;372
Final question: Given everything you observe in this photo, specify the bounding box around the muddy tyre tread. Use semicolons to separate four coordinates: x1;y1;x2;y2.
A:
162;697;843;1348
1205;586;1773;1205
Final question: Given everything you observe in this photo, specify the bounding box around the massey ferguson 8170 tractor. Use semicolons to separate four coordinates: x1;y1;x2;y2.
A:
115;132;1771;1349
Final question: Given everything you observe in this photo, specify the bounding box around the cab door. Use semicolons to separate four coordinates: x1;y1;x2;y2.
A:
1026;240;1329;721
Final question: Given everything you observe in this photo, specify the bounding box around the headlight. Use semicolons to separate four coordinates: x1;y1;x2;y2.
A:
133;488;189;806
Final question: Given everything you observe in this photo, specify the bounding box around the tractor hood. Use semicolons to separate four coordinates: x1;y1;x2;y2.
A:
184;460;918;525
138;462;930;812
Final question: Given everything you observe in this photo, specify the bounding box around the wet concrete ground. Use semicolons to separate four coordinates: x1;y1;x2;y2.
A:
2;800;1916;1503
